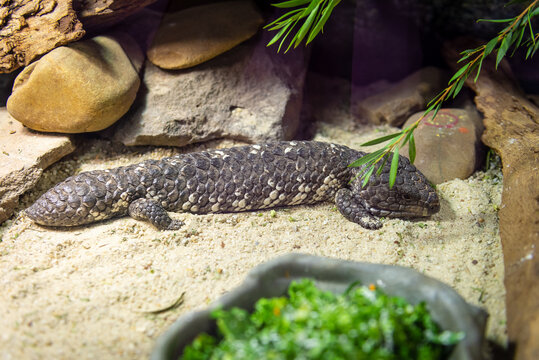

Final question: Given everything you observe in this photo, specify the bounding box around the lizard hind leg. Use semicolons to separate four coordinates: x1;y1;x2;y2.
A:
335;188;382;230
128;198;184;230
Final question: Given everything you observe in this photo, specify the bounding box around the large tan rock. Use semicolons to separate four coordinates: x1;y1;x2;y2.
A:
0;0;85;74
147;0;264;70
6;35;141;133
0;109;74;224
445;38;539;360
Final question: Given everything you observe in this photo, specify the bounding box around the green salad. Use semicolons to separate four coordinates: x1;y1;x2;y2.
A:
180;279;464;360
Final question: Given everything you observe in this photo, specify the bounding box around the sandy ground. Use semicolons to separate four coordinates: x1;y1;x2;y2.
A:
0;121;505;359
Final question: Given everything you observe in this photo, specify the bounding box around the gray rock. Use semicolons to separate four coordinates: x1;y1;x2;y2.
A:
0;109;74;224
400;108;484;184
354;67;448;126
113;34;308;146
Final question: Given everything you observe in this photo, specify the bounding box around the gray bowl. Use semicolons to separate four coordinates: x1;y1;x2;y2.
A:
151;253;487;360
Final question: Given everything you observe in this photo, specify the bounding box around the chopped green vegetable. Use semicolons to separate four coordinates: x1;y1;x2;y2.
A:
180;279;464;359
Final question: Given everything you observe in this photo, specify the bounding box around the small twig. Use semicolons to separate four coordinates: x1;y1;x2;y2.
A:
138;292;186;315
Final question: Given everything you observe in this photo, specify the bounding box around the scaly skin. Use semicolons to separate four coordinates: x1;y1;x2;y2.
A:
26;141;440;230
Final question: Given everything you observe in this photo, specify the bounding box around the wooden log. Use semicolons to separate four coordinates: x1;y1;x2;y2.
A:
74;0;160;30
444;38;539;360
0;0;85;73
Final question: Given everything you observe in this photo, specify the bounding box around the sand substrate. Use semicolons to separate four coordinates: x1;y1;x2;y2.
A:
0;122;505;359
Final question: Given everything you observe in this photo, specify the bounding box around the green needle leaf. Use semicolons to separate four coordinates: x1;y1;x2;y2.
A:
266;22;292;47
271;0;311;8
307;0;341;44
496;32;512;68
376;156;389;176
512;26;526;55
448;64;470;84
474;58;484;82
452;77;466;98
484;37;499;56
528;15;536;45
294;3;319;47
477;18;514;23
264;9;302;29
361;166;375;188
348;148;385;168
408;134;416;164
361;132;402;146
389;149;400;188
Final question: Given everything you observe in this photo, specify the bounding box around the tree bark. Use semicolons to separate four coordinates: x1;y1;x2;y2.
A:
74;0;160;30
0;0;85;73
445;38;539;360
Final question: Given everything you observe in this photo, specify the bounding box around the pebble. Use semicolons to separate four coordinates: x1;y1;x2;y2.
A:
7;35;141;133
401;108;485;184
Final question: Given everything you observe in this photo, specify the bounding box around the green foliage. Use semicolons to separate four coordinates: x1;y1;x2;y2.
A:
351;0;538;187
180;279;463;359
265;0;538;188
265;0;342;53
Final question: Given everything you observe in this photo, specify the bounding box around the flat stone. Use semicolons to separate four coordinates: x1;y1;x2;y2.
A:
354;67;448;126
147;0;263;70
6;35;141;133
445;38;539;360
401;108;484;184
113;32;308;147
0;109;74;224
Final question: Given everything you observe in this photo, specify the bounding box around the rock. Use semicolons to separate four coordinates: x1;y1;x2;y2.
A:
6;35;141;133
400;108;484;184
113;32;308;147
354;67;448;126
444;38;539;360
0;109;74;224
0;0;85;74
147;0;263;70
74;0;160;30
